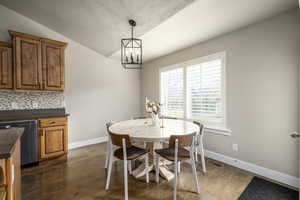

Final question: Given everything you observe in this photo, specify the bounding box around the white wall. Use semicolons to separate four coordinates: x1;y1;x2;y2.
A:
0;5;141;143
142;10;300;177
298;20;300;188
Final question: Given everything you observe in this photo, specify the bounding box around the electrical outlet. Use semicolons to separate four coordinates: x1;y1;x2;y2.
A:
11;102;18;109
232;144;238;152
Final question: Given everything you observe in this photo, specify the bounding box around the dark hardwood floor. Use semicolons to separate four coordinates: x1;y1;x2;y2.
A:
21;143;253;200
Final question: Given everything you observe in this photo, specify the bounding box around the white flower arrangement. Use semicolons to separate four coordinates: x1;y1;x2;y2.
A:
145;97;162;126
145;97;161;115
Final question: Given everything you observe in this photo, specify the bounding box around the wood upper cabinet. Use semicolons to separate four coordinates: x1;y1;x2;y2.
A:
39;117;68;160
41;39;65;91
9;31;67;91
14;35;43;90
0;42;13;89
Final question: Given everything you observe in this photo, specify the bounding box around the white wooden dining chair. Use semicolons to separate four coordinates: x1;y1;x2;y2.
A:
160;116;183;173
155;133;200;200
193;121;206;173
105;122;134;174
104;122;114;169
105;132;150;200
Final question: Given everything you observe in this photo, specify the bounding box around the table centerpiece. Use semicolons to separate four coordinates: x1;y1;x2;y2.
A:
145;97;161;127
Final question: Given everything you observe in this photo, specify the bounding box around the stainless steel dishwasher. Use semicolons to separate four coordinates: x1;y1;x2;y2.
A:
0;120;38;166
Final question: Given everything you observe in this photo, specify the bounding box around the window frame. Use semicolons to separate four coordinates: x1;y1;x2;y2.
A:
159;51;230;135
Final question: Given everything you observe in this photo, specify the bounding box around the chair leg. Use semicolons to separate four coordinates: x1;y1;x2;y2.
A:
191;157;200;194
173;161;178;200
178;161;181;173
145;154;149;183
199;139;206;173
105;155;113;190
124;159;128;200
195;146;198;162
128;161;132;175
105;141;110;169
155;155;160;183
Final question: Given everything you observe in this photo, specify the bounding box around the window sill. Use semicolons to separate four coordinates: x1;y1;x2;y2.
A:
204;126;232;136
169;117;232;136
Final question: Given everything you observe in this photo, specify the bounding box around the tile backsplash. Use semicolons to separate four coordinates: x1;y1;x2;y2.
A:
0;91;65;110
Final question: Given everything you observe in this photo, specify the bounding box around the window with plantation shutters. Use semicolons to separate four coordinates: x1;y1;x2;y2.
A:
186;59;223;123
160;52;225;127
160;68;184;118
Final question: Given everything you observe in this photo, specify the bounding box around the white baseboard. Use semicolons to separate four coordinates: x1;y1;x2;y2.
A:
68;136;108;150
204;150;299;188
68;137;299;188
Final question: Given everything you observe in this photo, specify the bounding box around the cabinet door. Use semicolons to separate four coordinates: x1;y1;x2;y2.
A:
14;37;42;90
6;139;21;200
0;187;5;200
0;43;13;89
40;125;67;160
42;41;65;91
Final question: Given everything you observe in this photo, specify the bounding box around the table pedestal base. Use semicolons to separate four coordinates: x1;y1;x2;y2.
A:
132;142;175;181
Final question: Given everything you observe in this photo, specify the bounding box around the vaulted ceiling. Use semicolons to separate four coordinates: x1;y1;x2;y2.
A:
0;0;298;62
110;0;298;61
0;0;194;56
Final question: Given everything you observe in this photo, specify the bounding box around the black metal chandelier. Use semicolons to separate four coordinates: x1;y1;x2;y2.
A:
121;19;142;69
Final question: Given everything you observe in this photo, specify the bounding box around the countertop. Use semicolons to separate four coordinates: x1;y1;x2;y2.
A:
0;108;69;121
0;128;24;159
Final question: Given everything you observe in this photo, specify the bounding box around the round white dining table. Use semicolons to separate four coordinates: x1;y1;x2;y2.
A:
109;118;199;181
109;118;199;142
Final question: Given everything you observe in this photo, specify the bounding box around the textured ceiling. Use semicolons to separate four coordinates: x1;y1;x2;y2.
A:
110;0;298;62
0;0;194;56
0;0;298;62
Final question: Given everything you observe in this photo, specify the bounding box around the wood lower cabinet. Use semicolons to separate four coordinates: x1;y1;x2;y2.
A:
0;187;5;200
39;117;68;160
6;140;21;200
8;30;67;91
0;139;21;200
0;42;13;89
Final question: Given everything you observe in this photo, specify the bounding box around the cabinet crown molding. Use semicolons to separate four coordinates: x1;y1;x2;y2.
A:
8;30;68;48
0;41;12;48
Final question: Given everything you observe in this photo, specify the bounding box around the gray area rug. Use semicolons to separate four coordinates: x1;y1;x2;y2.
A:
239;177;298;200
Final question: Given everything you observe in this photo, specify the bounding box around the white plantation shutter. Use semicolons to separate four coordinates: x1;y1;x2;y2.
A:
160;52;225;127
161;68;184;118
186;59;223;123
